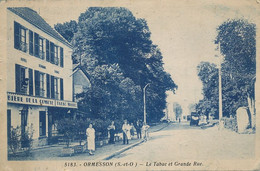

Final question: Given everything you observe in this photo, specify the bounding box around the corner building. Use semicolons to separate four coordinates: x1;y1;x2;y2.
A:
6;7;77;147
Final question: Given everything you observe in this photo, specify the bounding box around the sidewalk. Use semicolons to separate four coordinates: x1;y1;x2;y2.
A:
8;122;169;160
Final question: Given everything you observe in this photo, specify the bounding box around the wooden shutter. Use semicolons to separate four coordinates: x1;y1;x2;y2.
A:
34;33;39;57
7;110;11;144
60;78;64;100
46;39;50;61
50;42;54;63
46;74;50;98
14;21;20;50
34;70;40;96
29;30;34;55
29;68;33;95
60;47;64;67
51;76;55;99
15;64;21;93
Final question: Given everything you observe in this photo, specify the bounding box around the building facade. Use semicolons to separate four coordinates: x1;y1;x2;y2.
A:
73;64;91;102
6;7;77;147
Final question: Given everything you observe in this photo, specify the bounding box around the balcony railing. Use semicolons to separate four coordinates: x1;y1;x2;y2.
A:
20;42;28;53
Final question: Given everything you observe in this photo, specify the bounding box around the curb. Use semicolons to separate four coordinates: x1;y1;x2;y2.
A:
98;139;145;160
150;123;170;133
100;123;170;160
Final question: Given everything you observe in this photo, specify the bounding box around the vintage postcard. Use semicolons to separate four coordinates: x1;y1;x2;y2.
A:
0;0;259;170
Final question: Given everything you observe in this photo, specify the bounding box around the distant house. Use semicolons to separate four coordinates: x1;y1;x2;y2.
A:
72;64;91;102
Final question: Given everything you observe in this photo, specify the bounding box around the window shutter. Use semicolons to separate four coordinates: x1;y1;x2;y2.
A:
60;47;64;67
15;64;21;93
34;70;40;96
46;74;50;98
46;39;50;61
60;78;64;100
51;76;55;99
34;33;39;57
29;68;33;95
29;30;34;55
50;42;54;63
14;21;20;50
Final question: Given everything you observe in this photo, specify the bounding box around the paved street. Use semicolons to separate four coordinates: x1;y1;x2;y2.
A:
111;122;255;160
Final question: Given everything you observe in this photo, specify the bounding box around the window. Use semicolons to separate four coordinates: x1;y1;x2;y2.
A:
14;22;28;53
54;77;59;99
20;27;27;52
15;64;32;95
35;71;46;97
39;37;45;60
39;73;45;97
54;46;59;65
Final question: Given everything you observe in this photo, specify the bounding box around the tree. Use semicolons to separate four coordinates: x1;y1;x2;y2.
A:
173;102;182;120
54;20;78;43
197;19;256;127
216;19;256;127
197;62;219;119
56;7;177;123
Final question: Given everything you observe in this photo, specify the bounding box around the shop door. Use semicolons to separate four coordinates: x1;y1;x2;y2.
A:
39;111;46;137
21;108;28;147
48;114;52;138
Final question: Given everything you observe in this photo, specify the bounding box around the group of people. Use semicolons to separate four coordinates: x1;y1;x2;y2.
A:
121;119;150;144
85;119;150;155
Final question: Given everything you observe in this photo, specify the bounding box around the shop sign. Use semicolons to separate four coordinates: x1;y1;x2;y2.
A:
56;100;78;108
7;92;77;108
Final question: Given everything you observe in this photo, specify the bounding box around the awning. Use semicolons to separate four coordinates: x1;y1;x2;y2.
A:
7;92;77;108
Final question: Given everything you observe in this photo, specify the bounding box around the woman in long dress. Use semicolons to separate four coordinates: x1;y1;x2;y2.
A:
86;123;95;155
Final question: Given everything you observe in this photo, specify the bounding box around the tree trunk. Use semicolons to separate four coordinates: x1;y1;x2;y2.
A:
247;94;255;129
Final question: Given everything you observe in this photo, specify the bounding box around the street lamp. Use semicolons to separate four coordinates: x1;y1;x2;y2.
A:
143;83;150;124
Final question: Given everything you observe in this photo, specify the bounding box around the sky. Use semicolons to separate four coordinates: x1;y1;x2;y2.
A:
4;0;259;116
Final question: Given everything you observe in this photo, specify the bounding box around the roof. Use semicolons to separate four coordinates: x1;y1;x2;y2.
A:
8;7;72;48
72;64;91;79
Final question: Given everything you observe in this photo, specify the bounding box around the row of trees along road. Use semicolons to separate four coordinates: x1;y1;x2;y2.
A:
196;19;256;128
55;7;177;123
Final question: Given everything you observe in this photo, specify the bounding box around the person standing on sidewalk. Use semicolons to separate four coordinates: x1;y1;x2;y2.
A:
142;122;150;142
136;120;142;139
130;123;136;138
86;123;95;155
122;120;131;144
107;121;115;144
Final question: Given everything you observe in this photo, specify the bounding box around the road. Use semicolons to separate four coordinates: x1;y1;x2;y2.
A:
111;122;255;160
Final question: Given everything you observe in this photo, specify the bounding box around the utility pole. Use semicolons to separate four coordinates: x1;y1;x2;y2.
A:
218;42;223;121
143;83;150;124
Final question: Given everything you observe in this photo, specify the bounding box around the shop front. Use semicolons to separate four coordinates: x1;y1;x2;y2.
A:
7;92;77;148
